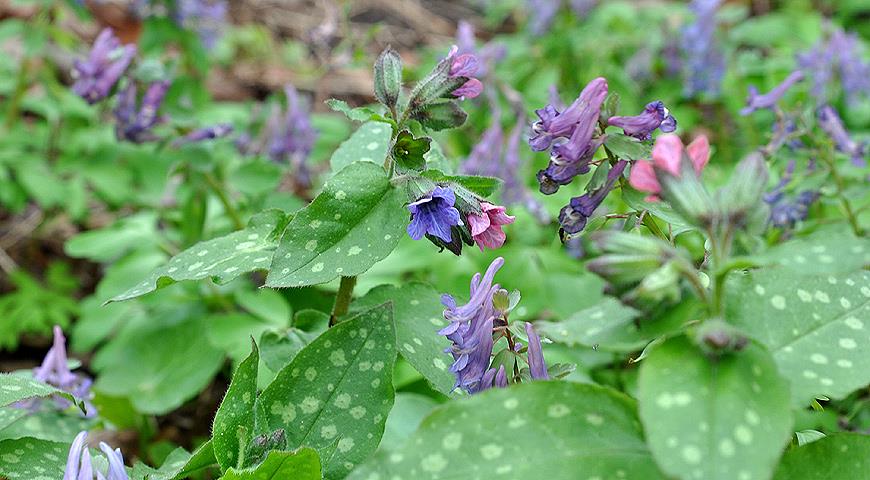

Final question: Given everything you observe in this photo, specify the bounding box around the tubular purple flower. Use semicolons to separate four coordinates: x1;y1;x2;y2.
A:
114;80;171;143
529;77;608;152
64;431;129;480
29;326;94;416
681;0;725;97
559;160;627;234
72;28;137;104
267;85;318;185
524;322;549;380
479;365;508;392
607;101;677;140
740;71;804;116
407;186;463;243
817;105;867;167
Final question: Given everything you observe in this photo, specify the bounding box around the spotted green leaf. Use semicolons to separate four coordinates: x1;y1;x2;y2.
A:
0;436;68;480
93;315;225;414
773;434;870;480
353;283;455;394
254;303;396;480
0;410;95;443
0;408;28;433
220;448;321;480
726;269;870;405
265;162;406;288
0;373;82;414
637;336;793;480
329;122;392;173
111;210;290;302
420;169;502;197
349;382;665;480
213;342;259;472
757;231;870;275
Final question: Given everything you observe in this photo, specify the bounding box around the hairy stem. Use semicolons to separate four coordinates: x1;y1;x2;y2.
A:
329;276;358;327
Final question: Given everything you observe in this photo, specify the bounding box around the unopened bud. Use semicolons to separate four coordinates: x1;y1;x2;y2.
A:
374;47;403;109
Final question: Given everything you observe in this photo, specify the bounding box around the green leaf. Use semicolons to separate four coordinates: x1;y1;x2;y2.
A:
420;170;502;197
259;329;316;373
391;130;430;173
111;210;290;302
349;382;665;480
0;410;96;443
726;268;870;404
773;434;870;480
213;342;259;472
757;231;870;275
637;336;793;480
0;374;82;413
220;448;321;480
622;187;696;237
604;133;652;160
537;298;697;352
93;315;225;414
254;304;396;479
329;122;392;173
353;283;455;394
378;393;439;453
131;447;193;480
0;437;68;480
326;99;385;124
0;408;28;432
266;162;406;288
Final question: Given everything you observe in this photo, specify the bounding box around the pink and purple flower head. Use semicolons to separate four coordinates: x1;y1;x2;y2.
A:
607;100;677;140
628;134;711;200
407;186;463;244
72;28;137;104
467;202;516;251
63;431;128;480
446;45;483;99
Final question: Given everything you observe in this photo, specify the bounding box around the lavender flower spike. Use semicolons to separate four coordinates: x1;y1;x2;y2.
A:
64;431;129;480
607;101;677;140
529;77;608;152
817;105;867;167
525;322;549;380
115;81;171;144
681;0;726;97
31;326;95;416
740;71;805;116
407;186;463;243
72;28;137;104
267;85;318;186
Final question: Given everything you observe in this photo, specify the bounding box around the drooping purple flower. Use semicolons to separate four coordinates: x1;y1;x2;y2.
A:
559;160;627;234
72;28;137;104
267;85;318;186
479;365;508;392
114;80;171;143
681;0;726;98
439;258;504;393
173;123;234;146
27;326;95;416
532;78;609;194
175;0;228;50
64;431;129;480
817;105;867;167
407;186;463;243
524;322;549;380
607;100;677;140
445;46;483;99
740;71;805;116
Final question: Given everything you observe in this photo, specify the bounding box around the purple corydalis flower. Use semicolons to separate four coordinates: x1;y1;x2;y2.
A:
607;101;677;140
530;77;608;152
176;0;228;50
439;257;505;393
174;123;233;146
740;71;804;116
72;28;137;104
524;322;549;380
407;186;462;243
817;105;867;167
114;80;170;143
479;365;508;392
681;0;726;98
798;26;870;106
559;160;627;234
267;85;318;185
64;431;128;480
28;326;95;416
763;160;818;229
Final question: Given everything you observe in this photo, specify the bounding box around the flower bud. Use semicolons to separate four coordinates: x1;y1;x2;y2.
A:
411;100;468;131
695;319;750;355
374;46;403;110
716;152;769;229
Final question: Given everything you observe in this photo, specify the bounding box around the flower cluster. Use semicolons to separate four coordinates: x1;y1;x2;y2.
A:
740;71;805;116
629;134;710;201
71;29;136;104
438;258;548;393
763;160;818;230
22;326;95;416
63;431;128;480
175;0;228;50
797;26;870;106
114;80;171;143
681;0;726;98
446;46;483;99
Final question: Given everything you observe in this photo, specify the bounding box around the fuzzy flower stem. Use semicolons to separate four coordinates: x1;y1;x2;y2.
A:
329;276;358;327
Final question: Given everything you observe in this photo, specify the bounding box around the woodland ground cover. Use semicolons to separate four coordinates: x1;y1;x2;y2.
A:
0;1;868;479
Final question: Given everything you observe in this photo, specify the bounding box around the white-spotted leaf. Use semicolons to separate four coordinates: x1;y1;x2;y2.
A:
254;303;396;480
773;433;870;480
0;436;68;480
213;342;259;472
111;210;289;302
637;336;793;480
349;382;666;480
265;162;406;288
0;373;83;414
329;122;391;173
726;268;870;404
220;448;321;480
758;231;870;275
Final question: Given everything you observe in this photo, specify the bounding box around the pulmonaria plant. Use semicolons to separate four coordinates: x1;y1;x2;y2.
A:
629;134;710;201
439;258;550;393
406;186;463;244
71;28;136;104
